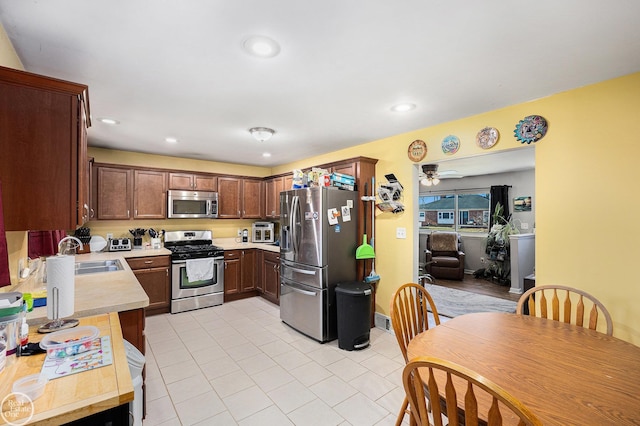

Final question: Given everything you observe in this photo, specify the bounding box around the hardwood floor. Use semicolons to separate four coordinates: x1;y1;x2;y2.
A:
426;274;521;302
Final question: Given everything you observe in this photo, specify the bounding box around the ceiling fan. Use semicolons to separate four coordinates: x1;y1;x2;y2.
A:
419;164;462;186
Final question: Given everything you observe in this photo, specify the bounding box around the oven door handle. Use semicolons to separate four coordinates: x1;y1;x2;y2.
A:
172;258;223;265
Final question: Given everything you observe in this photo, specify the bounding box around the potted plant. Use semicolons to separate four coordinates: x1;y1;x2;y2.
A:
476;203;519;285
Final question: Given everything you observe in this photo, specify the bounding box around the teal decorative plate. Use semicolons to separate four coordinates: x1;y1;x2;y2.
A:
441;135;460;154
514;115;548;144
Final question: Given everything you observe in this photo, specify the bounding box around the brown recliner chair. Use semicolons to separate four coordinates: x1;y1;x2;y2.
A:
426;232;465;280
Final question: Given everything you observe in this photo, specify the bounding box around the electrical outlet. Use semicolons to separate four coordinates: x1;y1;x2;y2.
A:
237;229;242;237
106;233;113;240
396;227;406;239
521;222;529;229
480;257;485;263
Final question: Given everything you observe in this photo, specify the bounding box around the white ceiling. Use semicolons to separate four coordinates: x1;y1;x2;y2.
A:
1;1;639;168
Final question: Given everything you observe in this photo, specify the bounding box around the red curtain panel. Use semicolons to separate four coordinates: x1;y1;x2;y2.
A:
0;180;10;287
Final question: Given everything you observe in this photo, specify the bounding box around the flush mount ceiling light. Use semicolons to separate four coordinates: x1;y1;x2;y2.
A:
250;127;275;142
243;35;281;58
262;152;272;158
165;137;178;144
390;103;416;112
420;164;440;186
99;117;120;125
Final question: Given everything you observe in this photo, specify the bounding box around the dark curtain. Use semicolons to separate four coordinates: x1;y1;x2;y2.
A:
0;180;10;287
28;230;67;259
490;185;511;227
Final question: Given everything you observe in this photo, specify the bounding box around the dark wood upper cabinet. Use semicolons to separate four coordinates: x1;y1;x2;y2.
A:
217;177;263;219
168;172;217;192
97;167;132;220
217;177;242;218
133;169;167;219
0;66;90;231
95;165;166;220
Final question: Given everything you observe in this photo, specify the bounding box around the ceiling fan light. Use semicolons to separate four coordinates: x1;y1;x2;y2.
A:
250;127;275;142
432;177;440;185
420;177;428;186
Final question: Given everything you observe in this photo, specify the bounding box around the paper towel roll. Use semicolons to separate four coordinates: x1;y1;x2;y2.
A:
46;255;75;319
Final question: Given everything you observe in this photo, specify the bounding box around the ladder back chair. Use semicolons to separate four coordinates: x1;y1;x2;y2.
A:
390;283;441;426
403;356;543;426
516;284;613;335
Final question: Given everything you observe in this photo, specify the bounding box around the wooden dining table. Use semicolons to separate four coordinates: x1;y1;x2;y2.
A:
406;312;640;425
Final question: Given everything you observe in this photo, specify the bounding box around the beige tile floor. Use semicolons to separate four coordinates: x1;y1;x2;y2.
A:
141;296;411;426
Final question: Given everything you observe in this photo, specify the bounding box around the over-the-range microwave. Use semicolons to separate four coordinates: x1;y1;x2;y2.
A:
167;190;218;219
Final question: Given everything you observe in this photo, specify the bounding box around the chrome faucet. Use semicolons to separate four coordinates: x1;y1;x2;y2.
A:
58;236;84;255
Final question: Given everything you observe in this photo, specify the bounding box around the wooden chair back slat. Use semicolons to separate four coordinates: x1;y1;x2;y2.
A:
551;289;560;321
563;292;572;323
516;285;613;335
487;397;502;425
403;357;542;426
464;382;479;426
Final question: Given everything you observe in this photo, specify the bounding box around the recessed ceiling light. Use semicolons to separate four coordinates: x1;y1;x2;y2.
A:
262;152;272;158
390;103;416;112
243;35;281;58
165;137;178;143
99;117;120;125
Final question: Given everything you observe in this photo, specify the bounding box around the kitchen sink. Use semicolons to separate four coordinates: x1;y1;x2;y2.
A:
75;259;124;275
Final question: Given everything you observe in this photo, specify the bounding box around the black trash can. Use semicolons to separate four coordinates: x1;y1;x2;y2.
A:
335;281;372;351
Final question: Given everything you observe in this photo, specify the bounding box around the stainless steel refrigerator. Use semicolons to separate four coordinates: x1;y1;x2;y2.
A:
279;187;358;342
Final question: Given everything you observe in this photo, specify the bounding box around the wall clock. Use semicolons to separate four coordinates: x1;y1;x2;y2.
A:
407;140;427;162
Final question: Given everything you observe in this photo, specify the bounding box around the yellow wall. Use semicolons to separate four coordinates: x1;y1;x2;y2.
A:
0;24;23;70
281;72;640;344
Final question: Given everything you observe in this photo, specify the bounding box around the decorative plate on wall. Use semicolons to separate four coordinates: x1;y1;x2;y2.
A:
407;139;427;162
441;135;460;154
514;115;548;144
476;127;500;149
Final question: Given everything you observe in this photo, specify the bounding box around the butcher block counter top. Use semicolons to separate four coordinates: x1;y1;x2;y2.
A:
0;313;133;425
16;250;171;325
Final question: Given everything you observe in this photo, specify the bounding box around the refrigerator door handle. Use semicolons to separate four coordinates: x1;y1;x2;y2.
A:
291;195;300;255
287;266;316;276
288;286;317;297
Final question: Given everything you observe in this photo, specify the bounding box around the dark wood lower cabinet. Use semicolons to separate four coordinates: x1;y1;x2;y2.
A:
126;256;171;316
224;249;258;302
118;308;146;419
262;251;280;305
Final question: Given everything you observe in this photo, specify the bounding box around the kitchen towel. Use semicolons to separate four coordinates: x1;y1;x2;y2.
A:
0;180;9;287
186;258;214;282
46;255;75;319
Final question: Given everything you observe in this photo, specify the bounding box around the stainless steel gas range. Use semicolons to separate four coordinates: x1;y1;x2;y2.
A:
164;230;224;313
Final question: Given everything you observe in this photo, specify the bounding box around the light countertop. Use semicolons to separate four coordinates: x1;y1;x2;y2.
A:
18;250;168;325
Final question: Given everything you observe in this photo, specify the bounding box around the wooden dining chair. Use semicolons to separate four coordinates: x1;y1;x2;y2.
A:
403;356;543;426
516;284;613;335
390;283;441;426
